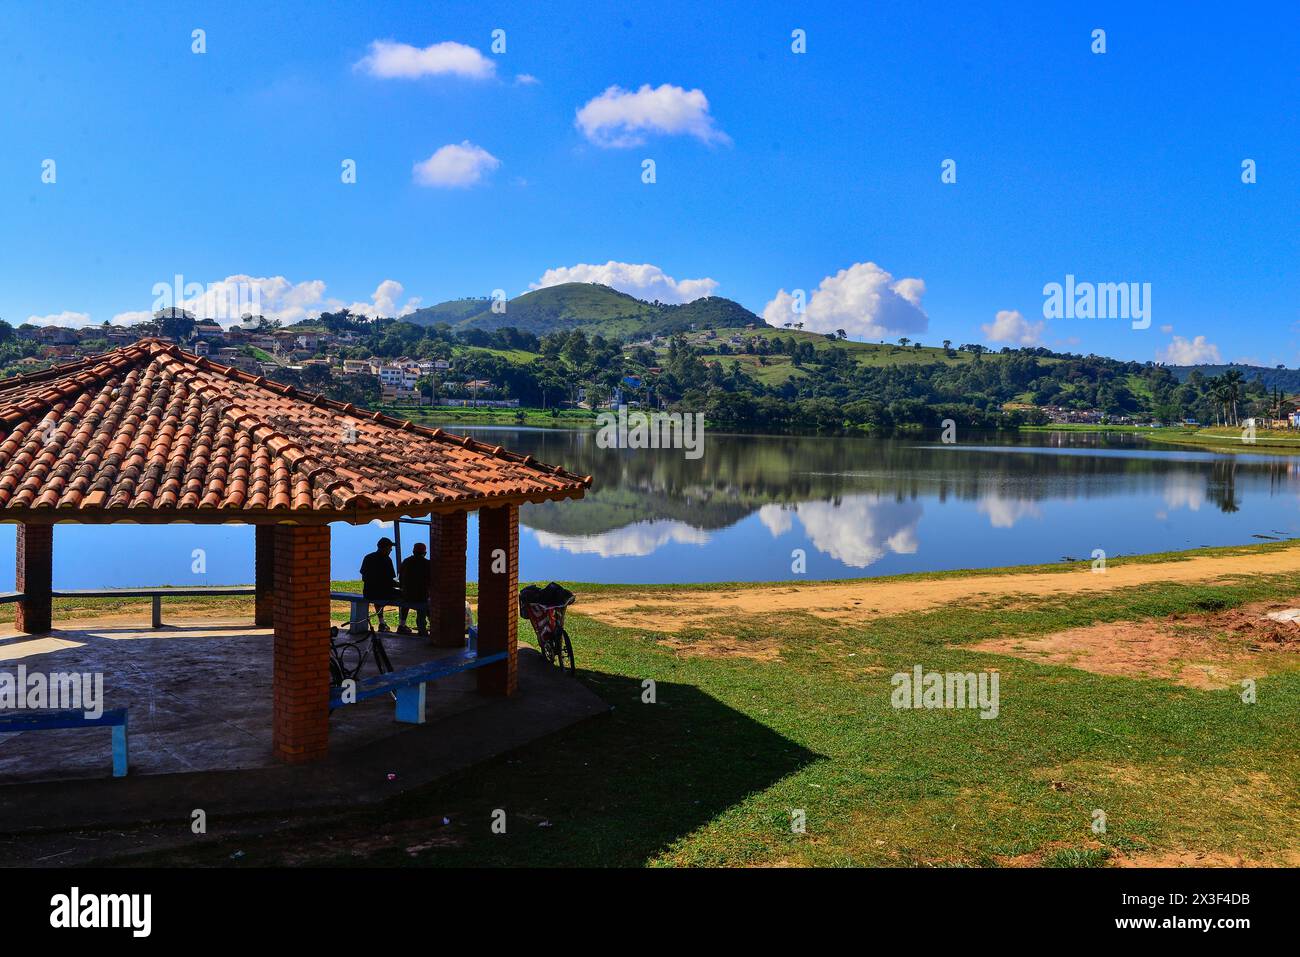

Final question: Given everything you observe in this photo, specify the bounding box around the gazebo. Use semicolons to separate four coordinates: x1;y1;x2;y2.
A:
0;339;590;763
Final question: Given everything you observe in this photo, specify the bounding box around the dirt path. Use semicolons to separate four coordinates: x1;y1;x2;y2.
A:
574;546;1300;632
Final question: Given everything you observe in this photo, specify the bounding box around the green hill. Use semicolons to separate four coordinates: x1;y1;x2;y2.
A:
408;283;766;339
404;297;495;327
1171;363;1300;392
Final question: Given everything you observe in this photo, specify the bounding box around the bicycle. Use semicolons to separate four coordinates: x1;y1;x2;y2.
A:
520;582;577;674
329;615;394;690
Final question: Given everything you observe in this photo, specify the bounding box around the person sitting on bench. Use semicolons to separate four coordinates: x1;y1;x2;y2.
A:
360;536;402;632
397;542;430;636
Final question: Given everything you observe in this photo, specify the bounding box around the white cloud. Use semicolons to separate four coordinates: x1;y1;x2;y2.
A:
982;309;1045;346
1159;324;1174;334
413;141;500;188
97;275;420;328
790;496;922;568
26;311;95;328
531;261;717;304
514;73;540;86
354;40;495;80
1162;474;1203;512
533;521;710;558
110;310;154;326
762;262;928;339
757;504;794;536
575;83;729;148
1157;335;1221;365
347;279;421;319
976;494;1042;529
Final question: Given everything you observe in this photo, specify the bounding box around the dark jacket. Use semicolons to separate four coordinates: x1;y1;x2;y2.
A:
399;554;430;600
360;550;398;600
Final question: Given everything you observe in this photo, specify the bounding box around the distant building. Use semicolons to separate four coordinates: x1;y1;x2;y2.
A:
193;318;225;341
226;355;261;374
376;362;420;399
439;398;518;408
34;327;78;346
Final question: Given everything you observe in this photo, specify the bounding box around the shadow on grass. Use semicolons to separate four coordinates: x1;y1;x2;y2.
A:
109;669;822;868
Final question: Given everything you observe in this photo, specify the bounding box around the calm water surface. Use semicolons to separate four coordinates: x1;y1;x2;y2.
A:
5;430;1298;589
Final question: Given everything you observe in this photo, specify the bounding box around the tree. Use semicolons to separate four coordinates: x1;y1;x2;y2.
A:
154;308;195;341
563;330;590;367
300;363;332;387
1153;400;1181;426
1223;369;1244;425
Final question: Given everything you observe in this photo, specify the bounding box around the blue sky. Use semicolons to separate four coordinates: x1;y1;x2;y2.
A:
0;0;1295;364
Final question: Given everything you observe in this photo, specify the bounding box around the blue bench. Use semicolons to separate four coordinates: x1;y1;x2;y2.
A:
52;586;256;628
0;708;128;777
329;650;507;723
331;591;428;632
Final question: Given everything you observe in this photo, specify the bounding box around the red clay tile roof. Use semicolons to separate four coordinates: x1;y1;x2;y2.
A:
0;339;590;522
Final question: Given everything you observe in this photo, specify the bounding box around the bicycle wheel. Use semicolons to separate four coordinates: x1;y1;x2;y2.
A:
336;642;363;680
371;635;394;674
560;629;576;674
540;633;560;666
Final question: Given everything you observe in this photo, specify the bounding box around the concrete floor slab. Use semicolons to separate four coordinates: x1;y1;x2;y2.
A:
0;616;609;837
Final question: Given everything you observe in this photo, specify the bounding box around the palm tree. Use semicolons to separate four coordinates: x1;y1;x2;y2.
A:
1205;376;1221;424
1223;369;1244;425
1209;376;1233;426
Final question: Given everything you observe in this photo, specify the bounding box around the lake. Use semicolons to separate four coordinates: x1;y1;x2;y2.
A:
3;429;1297;590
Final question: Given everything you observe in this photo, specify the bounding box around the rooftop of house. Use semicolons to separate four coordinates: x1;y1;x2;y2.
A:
0;339;590;523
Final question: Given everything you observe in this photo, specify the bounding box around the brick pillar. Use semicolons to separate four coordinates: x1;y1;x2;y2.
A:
15;523;53;634
254;524;275;627
476;504;518;696
428;511;467;648
272;524;331;764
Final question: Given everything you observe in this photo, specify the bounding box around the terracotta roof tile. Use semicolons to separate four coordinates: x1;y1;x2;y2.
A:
0;340;591;521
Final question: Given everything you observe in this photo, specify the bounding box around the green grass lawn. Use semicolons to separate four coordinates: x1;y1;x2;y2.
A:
1143;426;1300;453
374;405;598;428
1020;423;1300;453
1021;423;1163;433
101;547;1300;868
455;345;539;366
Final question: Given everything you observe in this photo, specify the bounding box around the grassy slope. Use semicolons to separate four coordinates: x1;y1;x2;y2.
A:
1144;426;1300;453
694;332;992;386
372;405;597;428
452;284;663;338
454;345;538;365
70;541;1300;868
